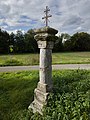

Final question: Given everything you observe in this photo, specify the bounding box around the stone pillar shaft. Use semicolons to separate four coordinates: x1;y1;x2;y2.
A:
40;48;52;85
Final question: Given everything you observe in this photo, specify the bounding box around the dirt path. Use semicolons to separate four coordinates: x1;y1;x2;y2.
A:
0;64;90;72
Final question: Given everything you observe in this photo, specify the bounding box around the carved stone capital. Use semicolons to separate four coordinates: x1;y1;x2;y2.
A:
34;27;58;49
34;26;58;35
37;41;54;49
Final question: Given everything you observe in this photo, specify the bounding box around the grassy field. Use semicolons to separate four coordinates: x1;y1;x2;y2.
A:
0;70;90;120
0;52;90;66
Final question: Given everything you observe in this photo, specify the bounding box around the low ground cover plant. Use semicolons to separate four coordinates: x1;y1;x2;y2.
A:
0;70;90;120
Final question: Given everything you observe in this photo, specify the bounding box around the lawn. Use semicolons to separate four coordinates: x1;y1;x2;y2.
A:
0;70;90;120
0;52;90;66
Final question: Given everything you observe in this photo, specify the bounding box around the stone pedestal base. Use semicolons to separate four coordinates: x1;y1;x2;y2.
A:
28;82;52;114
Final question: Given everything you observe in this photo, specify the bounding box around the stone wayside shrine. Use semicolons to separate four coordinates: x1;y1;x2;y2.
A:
28;6;58;114
28;27;58;114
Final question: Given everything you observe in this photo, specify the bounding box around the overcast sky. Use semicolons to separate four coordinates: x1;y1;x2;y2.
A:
0;0;90;34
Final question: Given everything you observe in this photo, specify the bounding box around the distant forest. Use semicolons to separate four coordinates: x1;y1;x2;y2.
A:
0;28;90;54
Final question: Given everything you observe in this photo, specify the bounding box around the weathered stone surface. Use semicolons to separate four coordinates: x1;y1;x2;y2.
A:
37;82;52;93
29;86;49;114
37;41;54;49
29;26;58;114
40;49;52;85
34;26;58;35
35;33;58;42
29;99;44;115
34;27;58;42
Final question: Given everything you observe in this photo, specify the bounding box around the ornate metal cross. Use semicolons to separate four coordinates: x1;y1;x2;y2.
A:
42;6;52;26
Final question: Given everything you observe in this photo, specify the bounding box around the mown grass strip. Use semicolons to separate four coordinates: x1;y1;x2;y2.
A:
0;52;90;66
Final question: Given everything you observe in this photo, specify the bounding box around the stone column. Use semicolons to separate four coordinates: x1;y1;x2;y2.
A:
28;26;58;114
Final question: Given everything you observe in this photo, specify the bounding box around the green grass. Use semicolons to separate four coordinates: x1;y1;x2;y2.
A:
0;52;90;66
0;71;39;120
0;70;90;120
52;52;90;64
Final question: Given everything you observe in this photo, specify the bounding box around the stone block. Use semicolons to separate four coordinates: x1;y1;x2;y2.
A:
29;86;49;114
37;41;54;49
37;82;53;93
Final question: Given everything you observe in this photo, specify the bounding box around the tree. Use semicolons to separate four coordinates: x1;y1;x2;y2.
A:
53;33;70;52
9;32;15;45
14;30;25;53
24;29;38;53
0;29;9;54
62;33;71;43
9;32;15;53
70;32;90;51
63;39;71;51
53;35;63;52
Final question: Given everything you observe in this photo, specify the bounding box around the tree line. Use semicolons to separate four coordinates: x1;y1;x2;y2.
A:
53;32;90;52
0;28;90;54
0;29;38;54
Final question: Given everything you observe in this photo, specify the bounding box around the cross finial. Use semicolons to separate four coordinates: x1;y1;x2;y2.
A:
42;6;52;26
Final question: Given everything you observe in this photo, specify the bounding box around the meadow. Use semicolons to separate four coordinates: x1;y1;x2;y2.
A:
0;70;90;120
0;52;90;66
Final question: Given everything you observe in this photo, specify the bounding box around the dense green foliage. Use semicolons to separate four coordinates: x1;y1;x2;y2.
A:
9;30;38;53
0;70;90;120
53;34;64;52
0;29;9;54
41;70;90;120
54;33;71;52
0;29;38;54
0;28;90;54
64;32;90;51
24;30;38;53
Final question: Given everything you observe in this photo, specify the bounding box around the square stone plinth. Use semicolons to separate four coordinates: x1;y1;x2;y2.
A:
28;84;49;114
